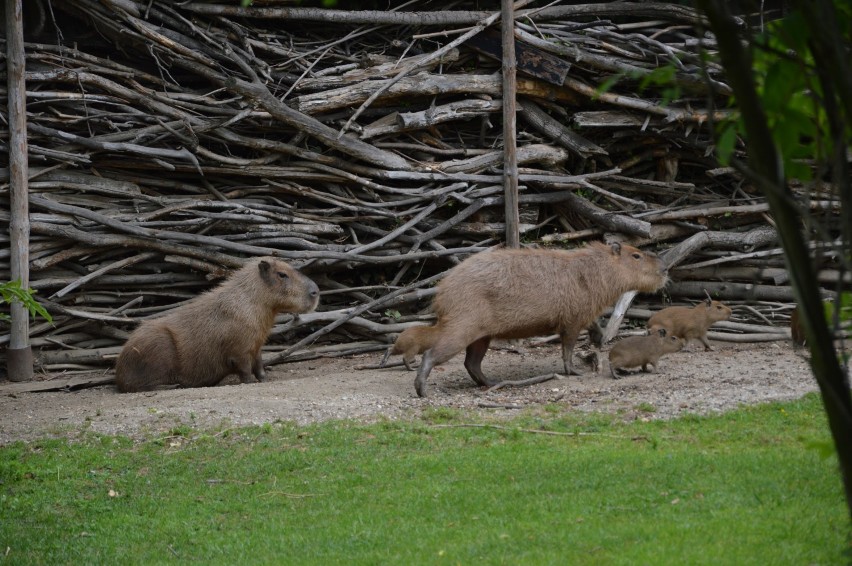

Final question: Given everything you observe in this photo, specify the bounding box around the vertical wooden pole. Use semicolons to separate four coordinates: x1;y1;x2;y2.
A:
6;0;33;381
501;0;520;248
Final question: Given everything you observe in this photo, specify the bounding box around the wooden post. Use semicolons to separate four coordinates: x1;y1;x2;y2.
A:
501;0;520;248
6;0;33;381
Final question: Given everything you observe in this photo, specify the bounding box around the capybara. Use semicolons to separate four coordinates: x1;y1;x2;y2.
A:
413;242;668;396
608;328;685;378
115;257;319;392
647;298;732;351
382;325;438;370
383;321;601;370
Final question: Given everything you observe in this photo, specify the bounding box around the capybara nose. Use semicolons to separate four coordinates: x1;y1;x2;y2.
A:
309;282;320;298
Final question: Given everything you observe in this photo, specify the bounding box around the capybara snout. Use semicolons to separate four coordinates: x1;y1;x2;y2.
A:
116;257;319;392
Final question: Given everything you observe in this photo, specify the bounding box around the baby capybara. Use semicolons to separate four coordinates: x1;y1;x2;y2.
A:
647;298;732;351
115;257;319;392
608;328;685;378
413;242;668;396
383;325;438;370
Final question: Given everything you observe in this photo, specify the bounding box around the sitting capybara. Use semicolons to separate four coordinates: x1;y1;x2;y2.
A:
115;257;319;392
413;242;669;396
647;298;732;351
608;328;685;378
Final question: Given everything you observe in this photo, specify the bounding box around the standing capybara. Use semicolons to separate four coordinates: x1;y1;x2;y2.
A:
608;328;685;378
115;257;319;392
413;242;669;396
647;298;732;351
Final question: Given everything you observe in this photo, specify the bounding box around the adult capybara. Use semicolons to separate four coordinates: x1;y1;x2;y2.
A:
608;328;685;378
413;242;668;396
115;257;319;392
647;298;732;351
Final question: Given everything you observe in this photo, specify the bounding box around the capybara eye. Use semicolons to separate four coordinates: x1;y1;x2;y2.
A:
632;253;642;259
277;271;289;279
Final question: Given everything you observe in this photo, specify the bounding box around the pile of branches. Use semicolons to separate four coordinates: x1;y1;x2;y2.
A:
0;1;839;374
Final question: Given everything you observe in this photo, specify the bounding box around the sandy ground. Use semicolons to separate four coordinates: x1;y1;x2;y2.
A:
0;340;821;444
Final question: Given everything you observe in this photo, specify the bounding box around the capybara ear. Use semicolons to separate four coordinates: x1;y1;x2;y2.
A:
609;242;622;255
258;260;275;285
704;297;712;306
657;328;667;337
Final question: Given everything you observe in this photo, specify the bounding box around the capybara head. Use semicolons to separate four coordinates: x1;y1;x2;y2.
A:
608;242;668;293
256;257;320;314
654;328;686;354
700;299;732;324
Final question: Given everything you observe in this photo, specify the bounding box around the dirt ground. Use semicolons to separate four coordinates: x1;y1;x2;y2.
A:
0;340;822;445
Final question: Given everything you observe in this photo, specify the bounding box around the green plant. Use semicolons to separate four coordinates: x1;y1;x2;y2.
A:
0;280;52;323
0;394;843;564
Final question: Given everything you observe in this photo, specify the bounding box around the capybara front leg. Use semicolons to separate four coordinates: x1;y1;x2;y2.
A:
415;350;436;398
560;332;582;376
252;350;267;382
464;337;494;386
414;330;468;397
700;336;714;351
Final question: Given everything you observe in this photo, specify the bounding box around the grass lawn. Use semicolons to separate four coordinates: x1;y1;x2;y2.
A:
0;392;848;565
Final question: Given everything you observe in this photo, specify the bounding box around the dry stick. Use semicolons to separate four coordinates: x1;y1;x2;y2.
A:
485;372;561;392
502;0;520;249
29;195;482;265
339;0;537;136
518;98;607;158
264;271;446;367
49;251;158;299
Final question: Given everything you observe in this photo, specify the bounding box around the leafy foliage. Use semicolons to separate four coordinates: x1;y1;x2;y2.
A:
712;7;852;181
1;280;52;324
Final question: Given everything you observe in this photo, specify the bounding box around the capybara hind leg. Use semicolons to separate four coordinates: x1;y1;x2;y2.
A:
464;337;495;386
560;332;582;376
115;329;178;392
252;350;267;382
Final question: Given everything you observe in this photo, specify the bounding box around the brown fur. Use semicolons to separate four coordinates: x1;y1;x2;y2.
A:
414;242;668;396
385;325;438;370
608;329;685;378
647;299;732;351
115;257;319;392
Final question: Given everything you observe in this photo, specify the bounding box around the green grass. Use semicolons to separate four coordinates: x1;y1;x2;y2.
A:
1;393;848;565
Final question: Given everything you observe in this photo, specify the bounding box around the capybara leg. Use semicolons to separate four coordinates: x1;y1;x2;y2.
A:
560;332;582;376
415;350;436;398
379;346;392;368
252;350;267;382
115;329;178;393
414;331;469;397
586;321;604;348
229;355;255;384
464;337;495;386
609;363;622;380
700;336;714;351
